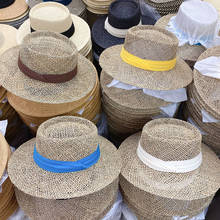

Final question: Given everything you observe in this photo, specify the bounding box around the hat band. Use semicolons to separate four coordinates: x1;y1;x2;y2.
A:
31;22;75;39
137;143;202;173
33;144;100;173
104;18;141;38
120;47;176;71
43;0;72;6
18;56;77;83
0;0;15;9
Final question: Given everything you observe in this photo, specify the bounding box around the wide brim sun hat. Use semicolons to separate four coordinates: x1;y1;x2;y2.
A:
100;25;192;91
0;31;97;104
8;116;121;199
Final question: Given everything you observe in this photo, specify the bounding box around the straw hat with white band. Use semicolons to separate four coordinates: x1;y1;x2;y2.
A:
17;2;91;58
119;118;220;218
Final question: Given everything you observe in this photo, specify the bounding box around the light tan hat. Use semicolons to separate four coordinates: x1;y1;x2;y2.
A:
100;25;192;91
17;2;91;56
119;118;220;217
8;116;121;199
0;31;97;104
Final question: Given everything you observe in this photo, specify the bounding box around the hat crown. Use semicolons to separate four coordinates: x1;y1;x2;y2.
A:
124;26;178;61
19;31;77;76
108;0;140;29
140;118;202;161
30;2;73;34
36;116;99;161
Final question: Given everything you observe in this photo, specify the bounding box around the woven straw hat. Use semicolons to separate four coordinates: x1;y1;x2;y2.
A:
100;25;192;90
0;31;96;104
155;14;206;68
17;2;91;56
119;119;220;205
8;116;121;199
0;0;28;21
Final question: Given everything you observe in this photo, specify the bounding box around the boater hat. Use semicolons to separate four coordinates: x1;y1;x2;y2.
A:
0;31;96;104
17;2;91;55
100;25;192;91
8;116;121;199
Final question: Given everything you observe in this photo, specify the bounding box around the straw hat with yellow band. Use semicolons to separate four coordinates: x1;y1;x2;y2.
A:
99;25;192;91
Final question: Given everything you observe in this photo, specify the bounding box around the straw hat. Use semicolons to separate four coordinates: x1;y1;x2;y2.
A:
0;0;28;21
0;31;96;104
92;0;141;56
100;25;192;91
27;0;86;17
17;2;91;56
119;118;220;218
83;0;113;14
8;116;121;199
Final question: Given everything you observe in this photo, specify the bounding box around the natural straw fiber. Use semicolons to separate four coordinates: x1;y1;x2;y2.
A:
8;116;121;199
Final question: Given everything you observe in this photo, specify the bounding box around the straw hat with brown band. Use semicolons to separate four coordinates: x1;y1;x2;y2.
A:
119;118;220;218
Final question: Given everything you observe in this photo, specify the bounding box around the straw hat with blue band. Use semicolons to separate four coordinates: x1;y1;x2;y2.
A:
8;116;121;199
99;25;192;91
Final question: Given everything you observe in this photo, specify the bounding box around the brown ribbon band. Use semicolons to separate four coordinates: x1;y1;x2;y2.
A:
18;57;77;83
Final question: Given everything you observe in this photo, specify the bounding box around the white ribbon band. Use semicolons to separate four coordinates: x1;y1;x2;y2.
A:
104;18;141;38
137;143;202;173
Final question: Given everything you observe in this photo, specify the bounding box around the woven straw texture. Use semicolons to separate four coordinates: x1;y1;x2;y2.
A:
100;25;192;90
155;14;206;65
15;179;118;220
8;116;121;199
0;31;96;104
118;118;220;200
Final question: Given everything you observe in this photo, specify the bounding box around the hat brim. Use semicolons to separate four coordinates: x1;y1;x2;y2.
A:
99;45;192;90
119;132;220;201
155;14;206;62
0;0;28;21
0;46;96;104
8;136;121;199
17;14;91;53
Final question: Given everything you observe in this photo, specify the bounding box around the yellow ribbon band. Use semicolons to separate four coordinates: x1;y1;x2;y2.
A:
120;47;176;71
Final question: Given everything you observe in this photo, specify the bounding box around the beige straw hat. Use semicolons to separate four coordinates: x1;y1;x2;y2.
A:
8;116;121;199
100;25;192;91
119;118;220;213
0;31;96;104
17;2;91;56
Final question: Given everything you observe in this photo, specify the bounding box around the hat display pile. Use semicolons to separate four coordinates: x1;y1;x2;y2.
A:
183;47;220;155
100;25;192;141
27;0;87;20
0;31;100;133
17;2;92;60
0;0;29;28
8;116;121;219
145;0;183;16
119;118;220;219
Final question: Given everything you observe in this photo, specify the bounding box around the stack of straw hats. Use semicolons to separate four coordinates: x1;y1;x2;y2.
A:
183;47;220;155
8;116;121;219
27;0;87;20
0;0;29;28
119;118;220;219
100;25;192;141
0;31;101;133
145;0;183;16
0;132;18;220
17;2;92;60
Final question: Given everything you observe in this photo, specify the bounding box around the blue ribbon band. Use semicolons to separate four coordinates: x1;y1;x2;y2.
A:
43;0;72;6
33;145;100;173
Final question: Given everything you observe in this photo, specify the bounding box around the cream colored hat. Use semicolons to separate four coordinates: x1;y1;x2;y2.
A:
100;25;192;91
17;2;91;56
8;116;121;199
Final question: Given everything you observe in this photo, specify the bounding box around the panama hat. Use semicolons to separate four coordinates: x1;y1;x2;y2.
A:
0;31;96;105
119;118;220;218
92;0;141;56
100;25;192;91
8;116;121;199
27;0;86;17
17;2;91;56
